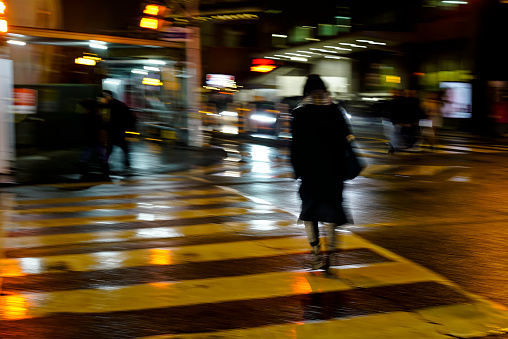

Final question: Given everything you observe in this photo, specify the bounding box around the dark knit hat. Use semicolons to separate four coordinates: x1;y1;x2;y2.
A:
303;74;327;97
103;90;114;97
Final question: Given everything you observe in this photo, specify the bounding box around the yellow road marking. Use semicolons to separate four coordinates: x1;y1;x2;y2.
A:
0;270;352;320
0;235;367;277
140;302;508;338
9;205;285;229
35;177;185;188
139;311;448;339
15;196;248;214
16;188;229;205
3;220;298;249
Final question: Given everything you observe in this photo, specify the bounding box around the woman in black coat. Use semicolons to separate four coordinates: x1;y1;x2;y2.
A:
290;74;354;270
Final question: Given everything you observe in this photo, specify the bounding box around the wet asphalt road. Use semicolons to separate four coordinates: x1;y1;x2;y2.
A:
2;117;508;338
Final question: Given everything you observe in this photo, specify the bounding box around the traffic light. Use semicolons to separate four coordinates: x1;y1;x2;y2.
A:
0;1;7;33
139;3;170;30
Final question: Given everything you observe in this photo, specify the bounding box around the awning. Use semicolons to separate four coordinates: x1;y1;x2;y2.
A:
7;25;183;49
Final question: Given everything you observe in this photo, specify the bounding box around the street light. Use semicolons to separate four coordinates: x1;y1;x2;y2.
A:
0;1;7;33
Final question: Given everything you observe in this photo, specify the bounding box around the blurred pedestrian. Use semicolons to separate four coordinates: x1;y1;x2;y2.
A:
388;89;423;153
76;98;109;177
102;90;136;174
290;74;355;271
386;89;404;153
420;92;443;150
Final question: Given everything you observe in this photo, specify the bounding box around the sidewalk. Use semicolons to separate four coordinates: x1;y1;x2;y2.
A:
1;138;226;186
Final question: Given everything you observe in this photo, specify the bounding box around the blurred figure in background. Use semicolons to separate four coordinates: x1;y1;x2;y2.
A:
290;74;354;271
388;89;423;153
490;91;508;137
420;92;443;150
386;89;404;153
76;98;109;177
102;90;136;174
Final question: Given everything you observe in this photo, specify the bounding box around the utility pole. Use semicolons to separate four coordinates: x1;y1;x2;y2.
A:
0;0;15;176
184;0;202;147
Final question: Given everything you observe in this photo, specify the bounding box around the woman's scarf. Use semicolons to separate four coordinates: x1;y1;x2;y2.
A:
296;90;333;108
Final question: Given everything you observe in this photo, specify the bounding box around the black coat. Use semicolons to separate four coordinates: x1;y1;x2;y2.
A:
291;103;351;180
107;99;135;139
290;102;352;224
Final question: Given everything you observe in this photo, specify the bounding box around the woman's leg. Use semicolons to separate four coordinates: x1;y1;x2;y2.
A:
323;223;338;269
304;220;323;269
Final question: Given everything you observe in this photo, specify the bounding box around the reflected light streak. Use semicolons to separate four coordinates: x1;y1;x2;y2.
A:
2;295;29;320
1;263;25;277
221;126;239;134
138;213;155;221
19;258;42;275
250;220;278;231
149;248;172;265
136;228;182;239
93;252;125;270
214;171;242;177
250;145;271;162
291;276;313;294
252;162;271;174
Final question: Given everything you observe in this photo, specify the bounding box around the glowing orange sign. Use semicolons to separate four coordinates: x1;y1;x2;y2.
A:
75;58;96;66
143;5;161;15
140;17;159;29
251;65;277;73
386;75;401;83
251;58;277;73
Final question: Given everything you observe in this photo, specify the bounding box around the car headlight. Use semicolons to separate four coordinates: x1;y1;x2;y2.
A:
250;114;277;123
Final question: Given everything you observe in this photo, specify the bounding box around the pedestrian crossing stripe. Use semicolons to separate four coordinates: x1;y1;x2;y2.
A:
13;196;249;215
0;270;350;320
138;303;508;339
33;176;187;188
0;235;366;277
5;205;286;229
14;188;232;206
2;220;299;249
359;164;468;178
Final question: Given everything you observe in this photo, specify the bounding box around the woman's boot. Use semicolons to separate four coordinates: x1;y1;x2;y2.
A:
304;221;323;269
323;223;338;270
311;244;323;269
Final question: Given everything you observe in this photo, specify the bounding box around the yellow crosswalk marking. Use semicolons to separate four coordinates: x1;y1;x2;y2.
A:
10;205;285;229
0;235;366;277
139;301;508;339
3;220;298;249
139;311;448;339
16;188;229;205
15;196;248;214
37;177;185;188
0;271;352;320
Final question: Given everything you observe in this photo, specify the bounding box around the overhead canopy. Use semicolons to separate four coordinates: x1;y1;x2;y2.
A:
7;25;184;49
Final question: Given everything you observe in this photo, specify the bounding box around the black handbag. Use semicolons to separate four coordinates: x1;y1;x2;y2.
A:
344;141;364;180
